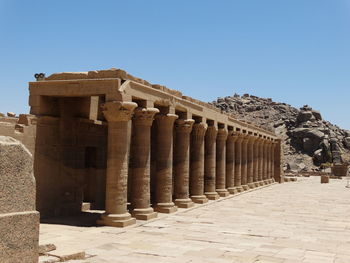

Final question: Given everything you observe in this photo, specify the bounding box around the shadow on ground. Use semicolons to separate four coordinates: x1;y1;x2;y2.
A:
41;211;103;227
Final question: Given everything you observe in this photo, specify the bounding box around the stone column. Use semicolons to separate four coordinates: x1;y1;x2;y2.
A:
216;127;229;197
98;101;137;227
190;123;208;204
253;137;260;187
129;107;159;220
241;135;249;191
174;118;195;208
274;139;284;183
154;113;178;213
258;139;264;186
226;131;238;194
270;142;276;183
204;125;220;200
263;140;269;185
247;136;256;189
234;135;244;192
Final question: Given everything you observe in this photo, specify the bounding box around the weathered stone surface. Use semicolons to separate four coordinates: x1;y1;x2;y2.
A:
344;137;350;149
0;136;35;213
297;111;315;123
0;136;39;263
312;110;322;121
0;114;36;154
7;112;16;117
212;94;350;171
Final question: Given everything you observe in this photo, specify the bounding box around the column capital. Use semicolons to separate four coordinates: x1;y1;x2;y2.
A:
133;107;159;126
235;132;246;142
155;113;179;121
217;128;228;141
155;113;178;126
102;101;137;122
227;131;239;142
192;122;208;139
205;126;218;141
175;119;195;133
247;136;258;144
241;134;250;143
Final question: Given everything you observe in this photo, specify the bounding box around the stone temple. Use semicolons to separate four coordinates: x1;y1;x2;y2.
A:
29;68;283;227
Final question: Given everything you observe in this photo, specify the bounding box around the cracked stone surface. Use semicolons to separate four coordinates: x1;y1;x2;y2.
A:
40;177;350;263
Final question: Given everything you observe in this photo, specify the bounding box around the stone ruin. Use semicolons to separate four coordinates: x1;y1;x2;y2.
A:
0;112;36;154
0;136;39;263
28;68;284;227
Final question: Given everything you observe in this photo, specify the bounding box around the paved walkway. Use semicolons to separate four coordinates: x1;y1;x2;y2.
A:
40;177;350;263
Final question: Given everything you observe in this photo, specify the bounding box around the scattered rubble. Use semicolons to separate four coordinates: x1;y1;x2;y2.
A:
211;94;350;172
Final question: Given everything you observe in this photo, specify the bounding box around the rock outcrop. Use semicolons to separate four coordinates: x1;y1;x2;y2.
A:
211;94;350;172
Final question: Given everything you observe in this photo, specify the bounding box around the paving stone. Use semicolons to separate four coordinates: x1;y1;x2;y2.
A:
40;177;350;262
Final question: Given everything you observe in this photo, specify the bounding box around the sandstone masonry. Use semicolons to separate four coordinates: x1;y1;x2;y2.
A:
29;68;283;227
0;136;39;263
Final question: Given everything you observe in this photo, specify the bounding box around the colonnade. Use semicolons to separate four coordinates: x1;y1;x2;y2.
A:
97;101;280;227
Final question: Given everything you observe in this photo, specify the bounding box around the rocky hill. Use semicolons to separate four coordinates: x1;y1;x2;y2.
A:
211;94;350;172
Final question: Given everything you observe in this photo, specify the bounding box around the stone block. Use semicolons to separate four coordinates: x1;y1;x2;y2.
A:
0;136;39;263
321;175;329;184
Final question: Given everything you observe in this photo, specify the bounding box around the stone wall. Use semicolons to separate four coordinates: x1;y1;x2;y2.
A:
0;136;39;263
0;113;36;154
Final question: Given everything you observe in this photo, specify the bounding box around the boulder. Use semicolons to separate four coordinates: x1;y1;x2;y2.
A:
291;128;324;140
297;111;315;123
313;149;323;164
312;110;322;121
286;161;306;172
6;112;16;117
344;137;350;149
302;137;320;154
0;136;39;263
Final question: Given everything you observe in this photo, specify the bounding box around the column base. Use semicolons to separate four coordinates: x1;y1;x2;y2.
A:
97;213;136;227
154;202;178;213
242;184;249;191
131;208;158;221
271;178;276;183
247;183;255;189
216;189;230;197
227;187;238;195
205;192;220;200
259;181;265;186
235;186;244;193
263;179;270;185
254;182;260;187
175;198;195;208
191;195;208;204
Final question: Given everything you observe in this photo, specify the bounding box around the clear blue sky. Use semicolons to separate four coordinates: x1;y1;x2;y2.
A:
0;0;349;129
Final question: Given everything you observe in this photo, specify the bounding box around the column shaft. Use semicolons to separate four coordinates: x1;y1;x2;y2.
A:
190;123;208;204
263;141;269;184
241;136;249;191
98;101;137;227
247;137;256;189
154;113;178;213
174;119;195;208
258;140;264;186
270;143;275;183
253;139;260;187
234;136;243;192
129;107;159;220
204;126;219;200
226;132;238;194
216;128;229;197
